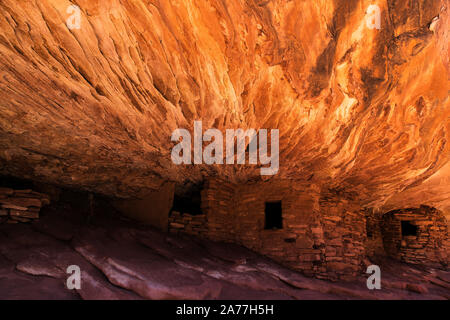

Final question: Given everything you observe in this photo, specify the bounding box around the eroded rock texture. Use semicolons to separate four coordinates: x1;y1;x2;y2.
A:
0;0;448;219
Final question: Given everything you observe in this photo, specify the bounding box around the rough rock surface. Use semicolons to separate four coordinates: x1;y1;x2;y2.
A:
0;205;449;300
0;1;448;220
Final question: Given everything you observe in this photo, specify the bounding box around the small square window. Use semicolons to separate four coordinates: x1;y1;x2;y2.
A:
401;221;417;237
265;201;282;230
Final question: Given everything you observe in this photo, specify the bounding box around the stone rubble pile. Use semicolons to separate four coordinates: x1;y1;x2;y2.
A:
0;187;50;224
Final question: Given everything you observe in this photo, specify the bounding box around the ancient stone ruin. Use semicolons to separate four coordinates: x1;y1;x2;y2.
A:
0;0;449;300
168;179;449;281
0;187;50;224
381;206;448;266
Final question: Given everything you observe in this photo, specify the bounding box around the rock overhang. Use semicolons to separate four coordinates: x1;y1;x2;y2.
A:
0;0;448;220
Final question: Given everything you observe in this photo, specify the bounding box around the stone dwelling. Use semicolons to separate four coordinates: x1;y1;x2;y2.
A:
380;207;448;265
169;178;449;280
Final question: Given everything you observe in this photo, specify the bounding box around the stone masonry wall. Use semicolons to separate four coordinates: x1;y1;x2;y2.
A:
186;178;367;280
381;206;449;267
231;181;325;278
168;211;208;238
0;187;50;224
167;179;448;279
200;178;235;242
363;208;386;258
318;191;367;281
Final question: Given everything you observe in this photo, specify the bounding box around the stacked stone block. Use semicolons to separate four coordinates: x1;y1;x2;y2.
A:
168;211;208;238
0;187;50;224
201;178;235;242
318;193;366;280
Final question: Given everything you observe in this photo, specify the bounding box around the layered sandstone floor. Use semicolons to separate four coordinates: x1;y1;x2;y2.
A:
0;202;448;300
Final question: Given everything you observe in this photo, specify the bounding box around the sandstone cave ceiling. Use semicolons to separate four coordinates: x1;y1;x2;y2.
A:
0;0;448;216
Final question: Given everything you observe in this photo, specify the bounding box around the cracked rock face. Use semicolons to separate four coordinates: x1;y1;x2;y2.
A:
0;1;448;217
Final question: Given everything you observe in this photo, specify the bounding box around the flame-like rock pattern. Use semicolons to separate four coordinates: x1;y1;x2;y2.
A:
0;1;448;217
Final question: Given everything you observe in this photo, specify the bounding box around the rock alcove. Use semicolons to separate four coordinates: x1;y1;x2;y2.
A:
0;0;449;299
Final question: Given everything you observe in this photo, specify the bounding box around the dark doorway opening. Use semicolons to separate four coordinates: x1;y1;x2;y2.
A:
171;194;202;216
265;201;282;230
170;182;203;216
401;221;418;237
